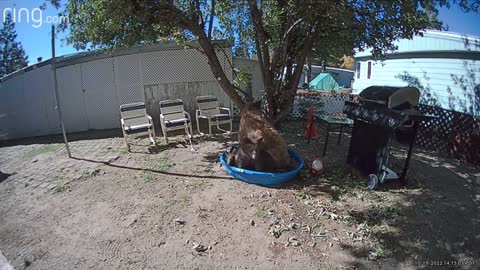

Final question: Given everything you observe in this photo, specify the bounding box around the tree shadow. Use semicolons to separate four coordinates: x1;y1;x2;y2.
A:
147;141;192;154
278;122;479;267
291;148;480;268
343;165;478;268
0;128;124;147
0;171;12;184
462;34;480;51
395;71;441;107
203;151;227;163
396;60;480;116
449;60;480;115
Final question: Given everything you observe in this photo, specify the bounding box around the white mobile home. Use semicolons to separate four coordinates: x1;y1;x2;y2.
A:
352;30;480;116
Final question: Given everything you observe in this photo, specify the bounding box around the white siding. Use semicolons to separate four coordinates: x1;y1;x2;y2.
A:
356;30;480;57
352;58;480;115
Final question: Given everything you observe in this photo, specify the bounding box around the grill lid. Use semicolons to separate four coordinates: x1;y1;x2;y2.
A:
359;86;420;109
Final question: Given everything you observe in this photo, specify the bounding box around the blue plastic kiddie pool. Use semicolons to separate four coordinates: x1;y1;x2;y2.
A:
219;147;304;186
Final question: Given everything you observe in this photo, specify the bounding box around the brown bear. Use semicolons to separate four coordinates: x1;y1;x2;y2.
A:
227;102;290;172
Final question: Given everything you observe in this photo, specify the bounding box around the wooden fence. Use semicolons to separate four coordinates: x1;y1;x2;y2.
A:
416;105;480;166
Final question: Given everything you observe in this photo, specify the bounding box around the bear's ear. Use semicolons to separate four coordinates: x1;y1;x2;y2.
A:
252;100;262;109
240;101;261;112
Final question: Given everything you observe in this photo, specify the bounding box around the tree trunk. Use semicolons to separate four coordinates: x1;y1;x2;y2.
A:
246;73;253;102
193;27;245;108
166;2;245;109
248;0;275;115
306;58;312;86
270;26;317;125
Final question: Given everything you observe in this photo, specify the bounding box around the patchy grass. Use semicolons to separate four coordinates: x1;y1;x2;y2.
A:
49;175;61;182
81;169;101;179
351;204;403;227
143;171;154;183
27;145;62;158
89;169;101;178
52;184;66;193
295;188;312;200
227;179;240;190
254;206;268;219
179;194;191;206
323;165;366;200
150;152;174;171
105;147;129;156
188;179;208;192
368;241;388;261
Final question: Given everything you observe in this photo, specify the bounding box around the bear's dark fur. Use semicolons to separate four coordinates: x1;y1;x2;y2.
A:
227;102;290;172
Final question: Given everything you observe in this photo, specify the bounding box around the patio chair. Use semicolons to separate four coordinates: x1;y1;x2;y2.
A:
195;95;232;136
120;102;156;151
159;99;194;149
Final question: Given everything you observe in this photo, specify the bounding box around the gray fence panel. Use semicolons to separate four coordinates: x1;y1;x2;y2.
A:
57;64;89;132
22;65;59;135
114;54;145;105
81;58;120;129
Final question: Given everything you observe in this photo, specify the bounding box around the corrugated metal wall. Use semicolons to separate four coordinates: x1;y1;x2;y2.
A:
232;57;265;99
0;46;233;140
0;65;60;140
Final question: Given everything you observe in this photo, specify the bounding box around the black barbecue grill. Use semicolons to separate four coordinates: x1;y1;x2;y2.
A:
343;86;434;190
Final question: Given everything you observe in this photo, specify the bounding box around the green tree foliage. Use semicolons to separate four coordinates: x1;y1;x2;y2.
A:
52;0;478;123
0;13;28;77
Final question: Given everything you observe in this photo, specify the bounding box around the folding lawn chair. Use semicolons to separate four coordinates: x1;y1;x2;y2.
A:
159;99;194;150
120;102;156;151
195;95;232;136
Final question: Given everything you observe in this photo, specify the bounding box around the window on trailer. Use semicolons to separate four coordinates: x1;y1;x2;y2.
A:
357;62;361;79
475;84;480;114
367;61;372;79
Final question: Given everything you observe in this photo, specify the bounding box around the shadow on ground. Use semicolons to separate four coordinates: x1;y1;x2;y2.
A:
279;121;479;268
1;119;478;268
0;171;12;184
0;129;124;147
0;122;241;148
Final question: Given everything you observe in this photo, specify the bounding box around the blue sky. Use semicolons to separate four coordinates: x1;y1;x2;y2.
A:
1;0;480;64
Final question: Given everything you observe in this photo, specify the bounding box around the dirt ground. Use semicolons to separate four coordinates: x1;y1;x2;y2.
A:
0;121;479;270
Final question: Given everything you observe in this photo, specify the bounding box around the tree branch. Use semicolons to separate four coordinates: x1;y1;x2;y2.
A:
160;1;245;108
193;0;204;26
272;24;317;124
248;0;274;113
207;0;215;41
283;17;305;42
193;26;245;107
